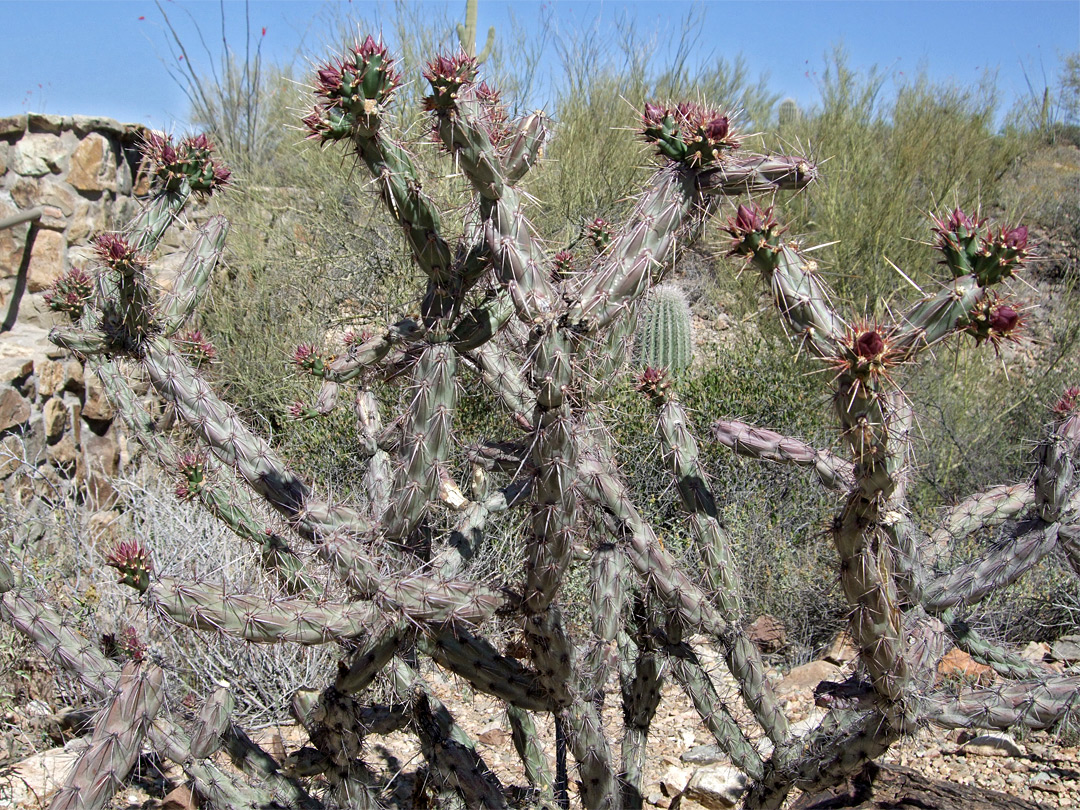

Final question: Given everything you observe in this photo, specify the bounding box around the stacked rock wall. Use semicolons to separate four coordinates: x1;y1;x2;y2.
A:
0;114;175;526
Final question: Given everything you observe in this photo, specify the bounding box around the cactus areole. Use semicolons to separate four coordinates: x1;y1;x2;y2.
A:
5;37;1074;810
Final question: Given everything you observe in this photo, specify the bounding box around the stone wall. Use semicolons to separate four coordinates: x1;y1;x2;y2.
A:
0;113;153;327
0;114;171;524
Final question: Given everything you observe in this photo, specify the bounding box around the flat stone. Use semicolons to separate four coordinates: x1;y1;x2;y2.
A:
681;745;726;765
5;740;86;808
27;113;64;134
12;133;67;176
63;359;84;392
684;764;748;809
1051;634;1080;663
777;660;841;694
0;198;28;277
68;132;116;192
938;647;996;685
42;396;68;441
0;387;31;432
70;115;124;137
0;356;34;387
962;733;1024;757
27;227;66;292
85;431;121;475
1020;641;1050;664
0;114;27;136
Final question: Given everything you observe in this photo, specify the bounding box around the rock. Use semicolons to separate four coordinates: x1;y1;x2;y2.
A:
681;744;725;765
476;728;509;746
823;631;858;666
28;113;64;134
84;432;119;476
82;470;118;511
1051;634;1080;663
27;228;67;293
64;359;84;393
81;371;114;421
46;433;78;474
70;115;124;137
1019;641;1050;664
0;115;27;136
12;133;67;176
43;396;68;441
937;648;995;685
68;132;116;192
37;359;64;398
0;356;34;387
67;197;106;244
5;739;87;807
684;764;748;809
961;733;1024;757
0;434;28;478
746;614;786;653
84;510;121;545
778;660;841;694
158;783;200;809
0;387;31;431
660;764;690;797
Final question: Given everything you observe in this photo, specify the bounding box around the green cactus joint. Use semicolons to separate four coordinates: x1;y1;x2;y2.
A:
586;217;612;253
422;52;479;111
105;541;152;593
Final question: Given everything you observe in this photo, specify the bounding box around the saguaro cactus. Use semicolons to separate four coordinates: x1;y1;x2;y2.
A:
5;36;1078;810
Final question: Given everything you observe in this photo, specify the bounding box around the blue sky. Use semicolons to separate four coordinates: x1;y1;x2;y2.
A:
2;1;1077;130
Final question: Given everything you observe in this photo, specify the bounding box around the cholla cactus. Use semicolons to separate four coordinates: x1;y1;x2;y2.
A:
1;38;1078;810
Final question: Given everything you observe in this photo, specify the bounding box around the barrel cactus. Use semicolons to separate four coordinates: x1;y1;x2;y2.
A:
3;36;1078;810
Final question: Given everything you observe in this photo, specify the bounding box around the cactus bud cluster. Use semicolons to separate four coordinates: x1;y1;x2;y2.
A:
723;203;785;264
422;52;479;111
105;541;152;593
143;132;230;194
44;267;94;319
932;207;1028;285
304;36;400;141
641;102;739;165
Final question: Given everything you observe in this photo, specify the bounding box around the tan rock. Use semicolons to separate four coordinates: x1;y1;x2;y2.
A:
937;647;995;686
777;660;841;694
660;764;690;797
823;630;858;666
68;133;116;192
67;197;106;244
36;358;64;397
5;741;86;808
159;783;200;809
684;764;748;809
27;228;66;293
46;432;78;473
1019;641;1050;664
81;371;114;421
64;359;84;392
746;614;786;653
43;396;68;441
84;432;119;476
0;115;27;136
1;434;26;478
0;387;31;431
84;509;121;545
12;133;67;176
11;176;41;209
0;202;28;277
27;113;63;134
82;470;118;511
